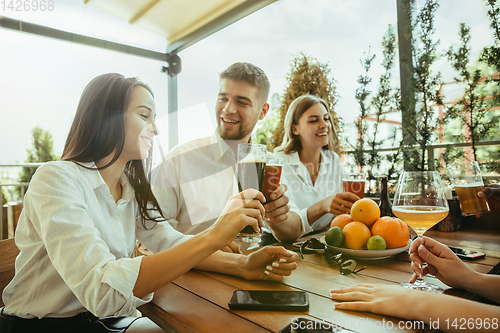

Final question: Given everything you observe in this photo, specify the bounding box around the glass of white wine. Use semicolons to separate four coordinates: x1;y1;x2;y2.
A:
392;171;449;293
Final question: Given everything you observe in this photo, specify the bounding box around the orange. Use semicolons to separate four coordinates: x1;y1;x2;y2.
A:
371;217;410;249
350;198;380;227
342;221;371;250
330;214;353;230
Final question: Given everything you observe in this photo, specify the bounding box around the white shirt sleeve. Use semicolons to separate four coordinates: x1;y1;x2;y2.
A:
136;216;193;254
21;164;149;317
151;152;183;231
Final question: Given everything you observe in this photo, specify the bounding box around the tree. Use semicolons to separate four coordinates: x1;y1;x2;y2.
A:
481;0;500;81
402;0;443;171
480;0;500;173
17;126;58;195
270;53;340;153
367;25;400;186
445;23;500;163
351;48;376;175
350;26;401;193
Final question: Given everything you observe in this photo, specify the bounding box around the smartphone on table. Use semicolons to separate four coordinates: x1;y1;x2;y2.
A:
449;246;485;260
228;290;309;311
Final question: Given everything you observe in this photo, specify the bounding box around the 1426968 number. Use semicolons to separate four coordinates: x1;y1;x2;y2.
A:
1;0;55;11
445;318;498;330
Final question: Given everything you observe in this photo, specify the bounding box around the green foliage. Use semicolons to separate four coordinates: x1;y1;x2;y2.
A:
481;0;500;82
253;109;281;147
402;0;443;171
1;186;9;205
351;48;375;172
270;53;341;153
445;23;500;164
17;126;58;195
367;25;399;185
481;0;500;173
350;25;401;191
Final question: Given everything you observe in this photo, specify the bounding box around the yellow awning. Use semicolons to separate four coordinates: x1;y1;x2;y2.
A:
84;0;278;53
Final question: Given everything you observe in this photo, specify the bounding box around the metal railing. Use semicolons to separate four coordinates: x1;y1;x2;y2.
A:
343;139;500;175
1;140;499;238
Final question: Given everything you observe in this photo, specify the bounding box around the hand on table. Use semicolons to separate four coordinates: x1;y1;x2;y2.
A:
209;189;265;247
242;246;298;282
324;192;360;215
408;236;477;289
330;284;422;320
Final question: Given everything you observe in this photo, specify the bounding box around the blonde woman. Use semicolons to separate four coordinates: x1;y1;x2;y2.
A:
274;95;359;235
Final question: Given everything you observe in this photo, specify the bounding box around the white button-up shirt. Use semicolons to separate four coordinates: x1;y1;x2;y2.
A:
151;132;302;236
275;150;345;234
151;132;239;235
2;161;189;319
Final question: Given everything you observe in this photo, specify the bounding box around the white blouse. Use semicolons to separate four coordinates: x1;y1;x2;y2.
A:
275;150;345;234
2;161;189;319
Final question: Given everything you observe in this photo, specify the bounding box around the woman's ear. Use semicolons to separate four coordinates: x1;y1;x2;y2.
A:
292;124;299;136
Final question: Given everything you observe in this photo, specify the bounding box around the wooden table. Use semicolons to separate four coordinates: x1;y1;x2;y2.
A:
139;229;500;333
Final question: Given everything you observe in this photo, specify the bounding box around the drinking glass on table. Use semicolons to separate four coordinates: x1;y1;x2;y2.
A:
342;172;366;199
235;143;267;244
392;171;449;293
447;161;490;216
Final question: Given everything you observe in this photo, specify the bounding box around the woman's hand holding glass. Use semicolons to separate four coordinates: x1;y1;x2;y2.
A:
478;184;500;210
209;189;265;248
264;183;290;223
409;236;477;290
323;192;360;215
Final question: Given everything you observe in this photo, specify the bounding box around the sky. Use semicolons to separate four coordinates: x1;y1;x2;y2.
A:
0;0;494;167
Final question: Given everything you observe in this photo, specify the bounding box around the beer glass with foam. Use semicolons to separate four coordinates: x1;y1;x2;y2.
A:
447;161;490;216
235;143;267;244
342;171;366;199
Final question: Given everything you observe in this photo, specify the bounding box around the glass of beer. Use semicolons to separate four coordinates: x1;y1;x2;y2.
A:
235;143;267;244
393;171;449;293
342;172;366;199
262;156;283;207
447;161;490;216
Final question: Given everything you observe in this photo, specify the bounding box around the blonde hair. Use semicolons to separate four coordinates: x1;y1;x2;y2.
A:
274;94;338;154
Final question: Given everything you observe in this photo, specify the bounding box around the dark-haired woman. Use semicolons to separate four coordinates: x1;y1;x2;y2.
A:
274;95;359;235
0;73;298;333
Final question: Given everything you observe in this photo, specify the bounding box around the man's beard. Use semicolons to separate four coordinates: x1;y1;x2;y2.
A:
218;122;252;141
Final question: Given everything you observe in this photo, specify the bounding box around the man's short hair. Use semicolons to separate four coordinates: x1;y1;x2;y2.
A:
219;62;270;105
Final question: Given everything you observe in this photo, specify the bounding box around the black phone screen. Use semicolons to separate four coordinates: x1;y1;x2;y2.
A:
228;290;309;311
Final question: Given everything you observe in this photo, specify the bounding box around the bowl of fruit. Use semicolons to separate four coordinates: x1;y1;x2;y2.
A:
321;199;411;260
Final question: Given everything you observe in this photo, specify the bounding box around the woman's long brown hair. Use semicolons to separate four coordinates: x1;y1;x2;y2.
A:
62;73;164;226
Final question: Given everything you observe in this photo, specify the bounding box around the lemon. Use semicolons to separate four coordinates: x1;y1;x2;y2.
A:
367;235;387;250
325;226;344;247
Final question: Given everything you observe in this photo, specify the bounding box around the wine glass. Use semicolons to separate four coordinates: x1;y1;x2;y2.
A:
392;171;449;293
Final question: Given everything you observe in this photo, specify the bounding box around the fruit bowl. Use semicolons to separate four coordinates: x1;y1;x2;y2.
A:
320;236;411;260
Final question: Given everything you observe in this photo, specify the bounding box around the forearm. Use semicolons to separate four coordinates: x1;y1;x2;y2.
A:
194;250;246;276
414;293;500;333
268;211;303;242
134;230;220;298
463;272;500;304
306;199;328;225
